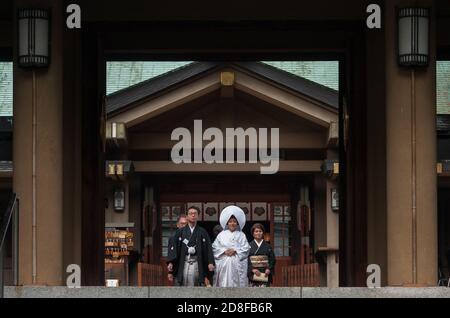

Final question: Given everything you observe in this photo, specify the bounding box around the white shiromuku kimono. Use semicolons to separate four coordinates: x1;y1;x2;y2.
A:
213;230;250;287
213;205;251;287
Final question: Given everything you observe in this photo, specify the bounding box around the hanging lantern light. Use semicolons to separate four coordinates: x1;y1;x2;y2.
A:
397;7;430;67
17;8;50;68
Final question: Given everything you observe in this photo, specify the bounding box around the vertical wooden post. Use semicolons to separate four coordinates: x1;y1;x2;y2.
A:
81;25;105;286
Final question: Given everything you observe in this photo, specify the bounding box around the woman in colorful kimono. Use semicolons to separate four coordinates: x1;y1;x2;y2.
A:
212;206;250;287
247;223;276;287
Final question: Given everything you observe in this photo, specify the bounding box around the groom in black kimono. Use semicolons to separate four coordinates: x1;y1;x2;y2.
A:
167;206;215;286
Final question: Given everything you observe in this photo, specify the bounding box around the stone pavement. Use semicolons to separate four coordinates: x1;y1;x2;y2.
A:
4;286;450;298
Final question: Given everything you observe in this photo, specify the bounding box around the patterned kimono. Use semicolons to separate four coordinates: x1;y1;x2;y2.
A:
247;240;276;287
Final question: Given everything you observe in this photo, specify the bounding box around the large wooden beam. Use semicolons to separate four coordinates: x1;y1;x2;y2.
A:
128;131;327;150
133;160;322;173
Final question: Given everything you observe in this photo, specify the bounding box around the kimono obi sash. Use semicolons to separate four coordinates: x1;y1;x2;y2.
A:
250;255;269;268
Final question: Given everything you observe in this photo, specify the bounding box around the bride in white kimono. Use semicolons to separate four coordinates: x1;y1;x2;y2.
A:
212;206;251;287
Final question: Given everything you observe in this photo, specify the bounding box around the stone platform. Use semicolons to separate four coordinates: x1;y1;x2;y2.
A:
3;286;450;298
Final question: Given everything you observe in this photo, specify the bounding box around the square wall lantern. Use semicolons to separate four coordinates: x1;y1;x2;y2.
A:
331;188;339;212
398;7;430;67
114;189;125;212
18;8;50;68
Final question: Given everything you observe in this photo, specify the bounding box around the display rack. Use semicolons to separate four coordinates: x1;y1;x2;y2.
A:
104;228;134;286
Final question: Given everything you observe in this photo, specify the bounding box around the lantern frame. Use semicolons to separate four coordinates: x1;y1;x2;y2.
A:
17;8;51;68
397;7;430;67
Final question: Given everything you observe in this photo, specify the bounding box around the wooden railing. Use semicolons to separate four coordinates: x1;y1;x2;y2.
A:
282;263;320;287
137;263;165;286
137;262;319;287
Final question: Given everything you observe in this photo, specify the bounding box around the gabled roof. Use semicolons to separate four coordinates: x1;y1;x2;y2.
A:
106;62;339;116
107;62;219;114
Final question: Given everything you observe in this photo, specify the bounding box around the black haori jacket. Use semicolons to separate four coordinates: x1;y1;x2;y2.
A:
167;225;215;286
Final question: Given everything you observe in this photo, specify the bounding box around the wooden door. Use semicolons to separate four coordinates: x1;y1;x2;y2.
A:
270;203;293;286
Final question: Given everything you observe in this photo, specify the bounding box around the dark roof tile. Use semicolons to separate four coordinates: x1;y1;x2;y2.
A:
234;62;338;108
106;62;220;115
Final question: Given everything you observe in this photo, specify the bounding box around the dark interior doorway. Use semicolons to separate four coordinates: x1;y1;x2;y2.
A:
81;20;368;286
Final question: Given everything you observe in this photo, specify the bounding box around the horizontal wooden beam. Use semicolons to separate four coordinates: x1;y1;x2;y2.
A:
128;131;327;150
133;160;322;173
128;148;326;161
